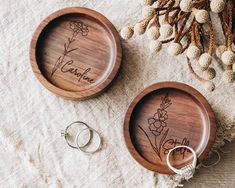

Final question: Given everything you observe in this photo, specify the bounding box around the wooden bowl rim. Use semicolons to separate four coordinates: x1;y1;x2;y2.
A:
124;81;216;174
30;7;122;100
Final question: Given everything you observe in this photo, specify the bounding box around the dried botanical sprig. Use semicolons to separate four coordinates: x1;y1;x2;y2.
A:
187;58;215;92
191;8;209;24
199;18;214;69
120;0;234;91
221;1;235;65
210;0;225;13
186;21;201;60
120;26;134;40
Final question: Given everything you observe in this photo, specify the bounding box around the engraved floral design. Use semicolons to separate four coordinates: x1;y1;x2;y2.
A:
138;93;190;160
51;20;89;76
138;94;172;160
148;94;171;136
69;21;89;36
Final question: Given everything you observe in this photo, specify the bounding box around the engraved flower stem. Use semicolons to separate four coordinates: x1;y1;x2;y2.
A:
138;94;172;160
138;125;162;160
51;31;77;77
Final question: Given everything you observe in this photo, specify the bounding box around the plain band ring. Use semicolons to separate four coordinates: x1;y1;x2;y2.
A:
166;145;197;175
76;127;101;154
61;121;92;149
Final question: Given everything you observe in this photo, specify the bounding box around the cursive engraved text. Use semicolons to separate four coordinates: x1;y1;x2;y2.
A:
61;60;94;84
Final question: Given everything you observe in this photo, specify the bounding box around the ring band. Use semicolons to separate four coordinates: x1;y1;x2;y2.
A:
76;127;101;154
61;121;92;149
166;145;197;175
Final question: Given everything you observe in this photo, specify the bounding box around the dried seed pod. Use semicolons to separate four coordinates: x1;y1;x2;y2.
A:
120;26;134;40
186;45;201;60
142;6;155;18
147;26;160;40
203;81;215;92
199;53;212;68
210;0;225;13
221;50;235;65
223;70;234;83
192;8;209;24
160;24;173;39
180;0;193;12
149;40;162;53
143;0;154;6
203;67;216;80
216;45;227;59
168;42;182;56
134;21;147;35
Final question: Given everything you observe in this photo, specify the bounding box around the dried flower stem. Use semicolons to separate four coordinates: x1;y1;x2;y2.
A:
181;37;191;53
193;0;207;6
191;21;197;45
174;14;190;42
164;0;175;23
148;15;160;29
178;19;195;42
195;22;201;46
175;22;179;35
187;59;206;83
227;0;233;50
172;12;190;25
200;25;205;52
208;19;214;55
170;9;181;22
219;13;227;37
155;6;179;12
158;0;169;8
161;37;174;44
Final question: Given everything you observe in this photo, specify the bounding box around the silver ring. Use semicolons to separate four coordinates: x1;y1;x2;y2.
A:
76;127;101;154
61;121;92;149
166;145;197;175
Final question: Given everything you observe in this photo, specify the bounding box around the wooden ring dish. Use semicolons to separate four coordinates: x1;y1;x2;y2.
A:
124;82;216;174
30;7;122;100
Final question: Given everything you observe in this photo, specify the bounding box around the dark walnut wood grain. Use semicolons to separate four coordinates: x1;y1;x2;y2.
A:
30;7;122;100
124;82;216;174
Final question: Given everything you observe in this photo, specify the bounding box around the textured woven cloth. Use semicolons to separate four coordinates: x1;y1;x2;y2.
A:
0;0;235;187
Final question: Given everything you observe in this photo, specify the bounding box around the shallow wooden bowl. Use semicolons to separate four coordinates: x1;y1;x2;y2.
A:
30;7;122;100
124;82;216;174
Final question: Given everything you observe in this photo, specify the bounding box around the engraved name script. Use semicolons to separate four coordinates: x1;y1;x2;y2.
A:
138;94;190;161
51;20;95;84
61;61;94;84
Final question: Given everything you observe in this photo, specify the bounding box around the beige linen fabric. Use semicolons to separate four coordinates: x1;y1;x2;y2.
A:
0;0;235;187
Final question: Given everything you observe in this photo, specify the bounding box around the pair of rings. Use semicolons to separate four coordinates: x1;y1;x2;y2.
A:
166;145;197;179
61;121;101;154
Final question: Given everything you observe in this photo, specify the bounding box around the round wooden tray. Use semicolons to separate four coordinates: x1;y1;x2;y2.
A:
30;7;122;100
124;82;216;174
